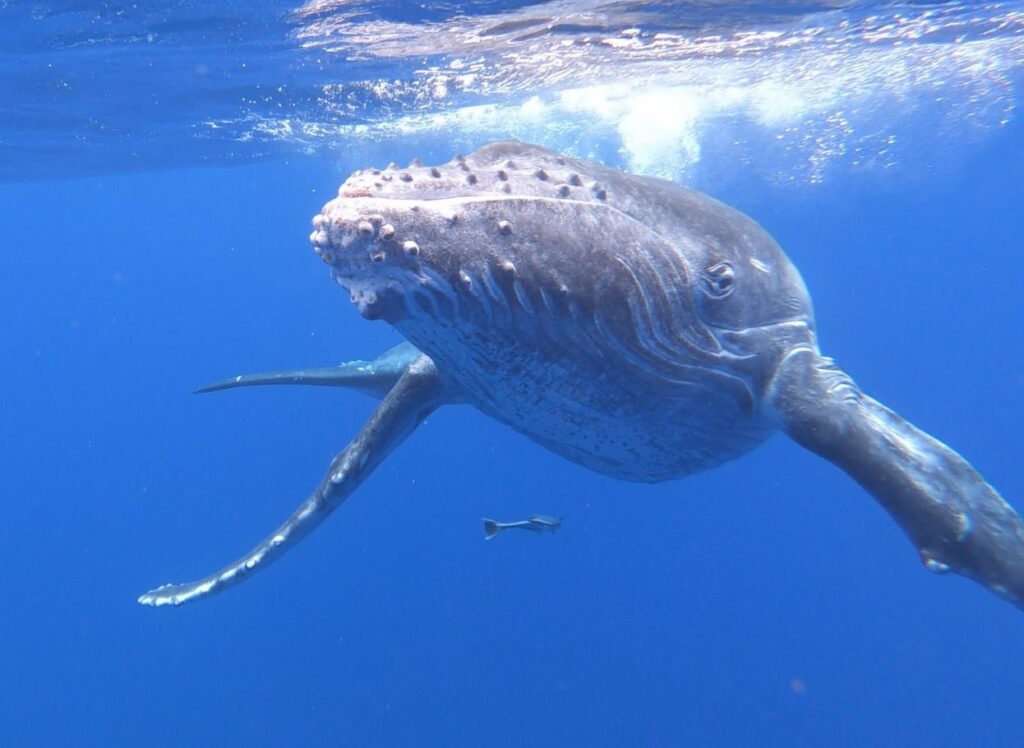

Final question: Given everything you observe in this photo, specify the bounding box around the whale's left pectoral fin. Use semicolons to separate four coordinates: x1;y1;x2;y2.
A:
139;353;446;608
194;341;423;400
768;346;1024;611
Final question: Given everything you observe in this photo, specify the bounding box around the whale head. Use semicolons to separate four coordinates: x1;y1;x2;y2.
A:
309;142;630;324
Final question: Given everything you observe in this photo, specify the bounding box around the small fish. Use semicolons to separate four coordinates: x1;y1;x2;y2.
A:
482;514;562;539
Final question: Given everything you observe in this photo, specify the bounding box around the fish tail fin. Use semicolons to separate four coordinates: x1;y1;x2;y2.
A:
482;519;502;540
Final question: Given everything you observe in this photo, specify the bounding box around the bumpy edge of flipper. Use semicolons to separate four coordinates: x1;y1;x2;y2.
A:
766;346;1024;611
138;353;445;607
194;341;423;399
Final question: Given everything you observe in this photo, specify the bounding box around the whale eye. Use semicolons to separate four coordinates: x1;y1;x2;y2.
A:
702;261;735;298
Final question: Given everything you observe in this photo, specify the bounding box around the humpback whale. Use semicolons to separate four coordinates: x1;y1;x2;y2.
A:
139;141;1024;611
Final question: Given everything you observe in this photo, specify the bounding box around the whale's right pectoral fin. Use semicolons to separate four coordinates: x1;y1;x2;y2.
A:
768;346;1024;612
139;352;446;608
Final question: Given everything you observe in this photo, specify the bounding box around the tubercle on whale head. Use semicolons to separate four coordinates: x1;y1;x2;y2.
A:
308;144;630;326
332;153;495;204
311;175;527;319
309;195;435;322
329;145;611;211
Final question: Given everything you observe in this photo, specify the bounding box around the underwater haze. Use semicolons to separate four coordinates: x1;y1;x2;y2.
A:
2;1;1023;745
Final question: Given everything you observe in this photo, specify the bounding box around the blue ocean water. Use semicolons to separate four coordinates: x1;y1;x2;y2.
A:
2;1;1023;745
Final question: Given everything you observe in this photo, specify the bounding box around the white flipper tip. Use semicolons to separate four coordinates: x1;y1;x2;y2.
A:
137;584;184;607
138;578;216;607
